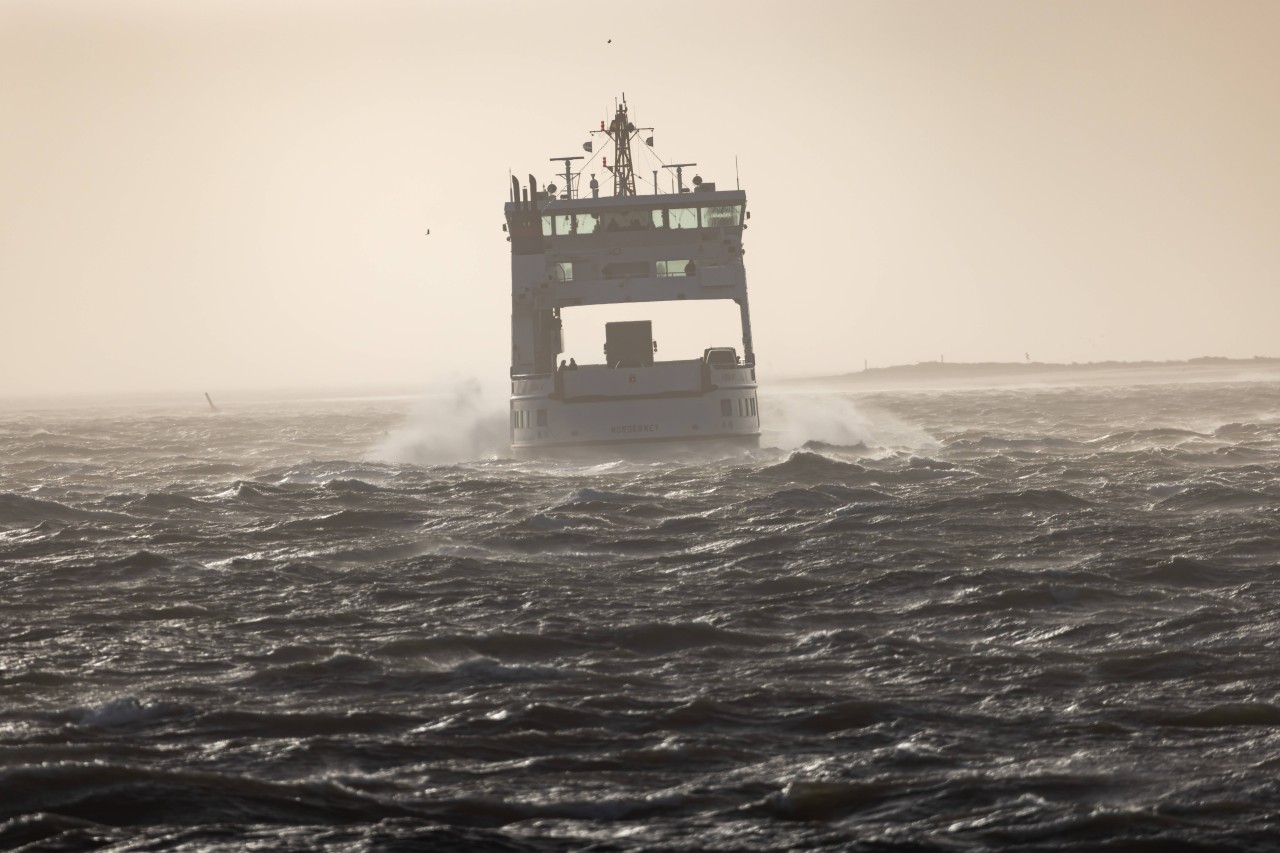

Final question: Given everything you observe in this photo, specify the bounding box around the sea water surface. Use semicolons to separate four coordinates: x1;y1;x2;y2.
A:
2;381;1280;851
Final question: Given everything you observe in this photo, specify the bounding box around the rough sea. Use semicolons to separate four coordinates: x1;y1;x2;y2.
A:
3;379;1280;851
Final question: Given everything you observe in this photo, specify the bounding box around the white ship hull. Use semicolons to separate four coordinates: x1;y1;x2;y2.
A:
510;361;759;453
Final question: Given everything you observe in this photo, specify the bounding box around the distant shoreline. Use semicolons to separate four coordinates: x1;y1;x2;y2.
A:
789;356;1280;390
6;357;1280;410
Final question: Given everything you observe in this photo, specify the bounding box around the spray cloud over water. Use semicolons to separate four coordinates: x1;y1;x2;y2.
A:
762;391;938;453
373;386;937;465
372;379;509;465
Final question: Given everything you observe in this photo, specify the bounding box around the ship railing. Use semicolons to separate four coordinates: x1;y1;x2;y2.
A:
512;360;756;401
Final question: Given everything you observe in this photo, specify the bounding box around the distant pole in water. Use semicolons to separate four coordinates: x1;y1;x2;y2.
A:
204;392;219;413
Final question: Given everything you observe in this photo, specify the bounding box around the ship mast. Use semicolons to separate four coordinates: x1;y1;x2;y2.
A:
604;96;637;197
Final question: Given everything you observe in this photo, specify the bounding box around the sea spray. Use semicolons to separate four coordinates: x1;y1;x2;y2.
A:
371;379;508;464
761;390;938;451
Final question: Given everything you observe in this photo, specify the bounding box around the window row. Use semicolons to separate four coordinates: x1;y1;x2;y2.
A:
719;397;758;418
552;258;706;282
541;204;744;237
512;408;548;430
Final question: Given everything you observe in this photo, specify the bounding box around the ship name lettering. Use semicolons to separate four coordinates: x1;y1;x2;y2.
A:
610;424;658;434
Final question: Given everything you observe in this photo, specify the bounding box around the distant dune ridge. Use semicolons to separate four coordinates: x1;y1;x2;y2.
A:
796;356;1280;389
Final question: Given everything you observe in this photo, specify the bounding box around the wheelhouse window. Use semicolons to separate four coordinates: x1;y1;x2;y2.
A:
701;204;743;227
549;203;742;236
601;208;662;232
551;261;573;282
667;206;699;230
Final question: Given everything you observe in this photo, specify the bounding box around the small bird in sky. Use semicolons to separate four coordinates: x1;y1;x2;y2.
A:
607;39;611;43
424;229;430;235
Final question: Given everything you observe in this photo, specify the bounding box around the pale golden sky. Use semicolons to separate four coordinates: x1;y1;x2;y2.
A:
2;0;1278;395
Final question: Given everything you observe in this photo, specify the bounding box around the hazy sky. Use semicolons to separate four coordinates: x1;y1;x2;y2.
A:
3;0;1278;396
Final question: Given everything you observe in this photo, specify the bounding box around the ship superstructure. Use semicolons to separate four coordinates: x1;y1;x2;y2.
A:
505;96;759;453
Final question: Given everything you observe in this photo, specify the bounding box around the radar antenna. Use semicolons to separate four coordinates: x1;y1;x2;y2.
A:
663;163;697;194
549;156;583;199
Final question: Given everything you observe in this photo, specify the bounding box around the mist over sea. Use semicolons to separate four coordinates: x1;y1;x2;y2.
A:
3;379;1280;851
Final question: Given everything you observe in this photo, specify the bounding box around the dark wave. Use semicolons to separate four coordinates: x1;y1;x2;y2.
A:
800;439;868;453
375;631;591;661
0;493;133;527
1133;556;1237;586
782;698;895;734
758;450;870;482
927;488;1094;513
271;509;425;533
1162;703;1280;728
236;653;386;689
323;477;390;493
1156;484;1279;512
100;550;185;571
127;492;210;512
739;487;846;512
12;441;98;459
1089;427;1211;446
947;435;1083;451
612;621;772;654
762;779;903;821
0;762;422;827
0;815;564;853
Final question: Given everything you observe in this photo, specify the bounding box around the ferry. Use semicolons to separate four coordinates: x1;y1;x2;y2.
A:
505;96;760;455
